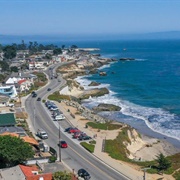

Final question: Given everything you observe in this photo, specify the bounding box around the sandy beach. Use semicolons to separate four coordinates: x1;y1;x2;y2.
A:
54;98;178;180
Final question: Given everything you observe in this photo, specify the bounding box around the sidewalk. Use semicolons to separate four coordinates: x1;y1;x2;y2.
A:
55;101;173;180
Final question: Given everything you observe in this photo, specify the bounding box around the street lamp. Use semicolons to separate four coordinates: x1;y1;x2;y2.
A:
58;122;61;162
141;166;151;180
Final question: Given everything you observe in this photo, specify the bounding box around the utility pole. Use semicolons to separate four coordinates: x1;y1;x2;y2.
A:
141;167;151;180
59;123;61;162
33;108;36;130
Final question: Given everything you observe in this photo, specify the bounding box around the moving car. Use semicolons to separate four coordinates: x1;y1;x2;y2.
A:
36;129;48;139
78;169;91;180
37;97;41;101
59;140;68;148
47;88;51;91
32;93;37;97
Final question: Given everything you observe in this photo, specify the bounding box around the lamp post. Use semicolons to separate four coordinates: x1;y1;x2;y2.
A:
141;167;151;180
33;108;36;130
58;123;61;162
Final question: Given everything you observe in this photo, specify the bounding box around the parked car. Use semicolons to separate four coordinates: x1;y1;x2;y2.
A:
72;132;83;139
78;135;91;141
78;169;91;180
54;114;65;121
49;106;58;111
68;128;81;134
59;140;68;148
64;127;73;132
37;97;41;101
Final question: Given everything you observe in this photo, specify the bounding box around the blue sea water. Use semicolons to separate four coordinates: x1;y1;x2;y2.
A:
72;39;180;142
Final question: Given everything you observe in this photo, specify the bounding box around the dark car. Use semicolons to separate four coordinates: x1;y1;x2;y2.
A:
64;127;73;132
78;135;91;141
32;93;37;97
59;140;68;148
37;97;41;101
47;88;51;91
78;169;91;180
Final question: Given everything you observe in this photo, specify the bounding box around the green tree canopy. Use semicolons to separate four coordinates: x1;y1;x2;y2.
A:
53;171;72;180
53;48;62;55
156;153;171;172
0;61;9;72
0;135;34;167
10;66;19;72
3;45;17;59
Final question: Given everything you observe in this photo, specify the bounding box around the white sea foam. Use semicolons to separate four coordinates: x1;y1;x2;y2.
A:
75;76;110;90
79;79;180;140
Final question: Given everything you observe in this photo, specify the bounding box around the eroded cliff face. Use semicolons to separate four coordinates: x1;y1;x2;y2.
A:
126;129;146;159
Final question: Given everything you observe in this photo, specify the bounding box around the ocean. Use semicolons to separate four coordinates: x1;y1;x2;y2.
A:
69;39;180;143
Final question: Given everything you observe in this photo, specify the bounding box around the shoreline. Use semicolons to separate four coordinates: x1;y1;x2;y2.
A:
57;53;180;151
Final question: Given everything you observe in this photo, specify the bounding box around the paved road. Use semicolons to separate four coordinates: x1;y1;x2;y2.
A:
25;63;130;180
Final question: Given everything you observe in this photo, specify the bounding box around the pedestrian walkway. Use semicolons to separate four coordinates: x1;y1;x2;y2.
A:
55;101;169;180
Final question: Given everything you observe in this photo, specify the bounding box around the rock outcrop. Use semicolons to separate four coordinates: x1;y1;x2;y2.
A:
79;88;109;100
88;81;101;86
92;103;121;112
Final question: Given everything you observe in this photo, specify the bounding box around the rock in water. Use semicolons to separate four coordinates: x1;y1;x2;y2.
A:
93;103;121;112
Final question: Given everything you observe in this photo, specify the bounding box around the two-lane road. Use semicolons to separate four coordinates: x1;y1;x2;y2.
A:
25;64;130;180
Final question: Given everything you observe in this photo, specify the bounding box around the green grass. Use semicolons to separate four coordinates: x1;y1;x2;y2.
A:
48;91;71;101
173;171;180;180
86;122;122;130
104;127;131;161
80;142;95;153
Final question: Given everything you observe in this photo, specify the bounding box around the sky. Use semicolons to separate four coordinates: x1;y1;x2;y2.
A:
0;0;180;36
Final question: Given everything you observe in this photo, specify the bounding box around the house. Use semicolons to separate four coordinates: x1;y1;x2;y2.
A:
0;126;25;136
5;72;36;93
0;94;10;107
0;113;16;127
18;79;33;92
0;165;53;180
0;85;18;98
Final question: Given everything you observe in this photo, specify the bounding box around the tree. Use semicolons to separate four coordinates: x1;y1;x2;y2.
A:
156;153;171;172
0;135;34;167
53;171;72;180
53;48;62;55
0;60;10;71
3;45;17;59
10;66;19;72
71;45;78;49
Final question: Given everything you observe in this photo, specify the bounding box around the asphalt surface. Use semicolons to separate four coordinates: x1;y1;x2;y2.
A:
25;63;130;180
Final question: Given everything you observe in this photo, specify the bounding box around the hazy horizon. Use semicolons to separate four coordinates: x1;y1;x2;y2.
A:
0;0;180;36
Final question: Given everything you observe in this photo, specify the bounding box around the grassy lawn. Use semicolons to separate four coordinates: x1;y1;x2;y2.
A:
86;122;122;130
80;142;95;153
48;91;71;101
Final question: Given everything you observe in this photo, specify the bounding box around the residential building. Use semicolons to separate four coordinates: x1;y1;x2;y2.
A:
0;85;17;98
0;113;16;127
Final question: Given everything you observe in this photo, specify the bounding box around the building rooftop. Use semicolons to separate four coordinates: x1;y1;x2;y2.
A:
0;113;16;127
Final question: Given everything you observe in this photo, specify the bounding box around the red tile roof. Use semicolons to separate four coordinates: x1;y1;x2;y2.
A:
26;173;53;180
18;79;26;84
19;165;38;176
21;136;39;145
19;165;52;180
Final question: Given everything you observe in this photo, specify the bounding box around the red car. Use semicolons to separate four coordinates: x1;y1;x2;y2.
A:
59;141;68;148
68;128;81;134
72;132;84;139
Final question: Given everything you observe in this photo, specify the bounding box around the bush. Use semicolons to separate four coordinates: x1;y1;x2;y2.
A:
49;155;57;163
80;142;95;153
